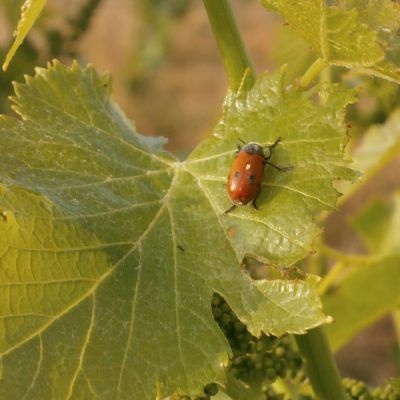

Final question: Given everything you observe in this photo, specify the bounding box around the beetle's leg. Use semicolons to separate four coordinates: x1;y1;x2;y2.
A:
222;175;230;188
264;137;282;161
251;198;259;210
265;161;293;171
236;138;247;154
264;138;293;171
224;204;237;215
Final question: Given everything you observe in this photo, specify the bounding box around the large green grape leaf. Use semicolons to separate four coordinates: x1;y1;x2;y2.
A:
186;72;356;266
2;0;47;71
261;0;383;67
0;62;353;399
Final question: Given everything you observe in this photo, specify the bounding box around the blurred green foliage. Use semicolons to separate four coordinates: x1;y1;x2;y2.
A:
1;0;26;25
127;0;194;92
0;0;196;111
0;0;104;113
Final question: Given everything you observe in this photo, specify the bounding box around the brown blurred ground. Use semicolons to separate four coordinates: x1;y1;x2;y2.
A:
78;0;280;153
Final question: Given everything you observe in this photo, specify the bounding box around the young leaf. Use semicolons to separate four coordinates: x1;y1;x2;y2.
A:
337;0;400;83
2;0;47;71
271;26;316;83
261;0;383;68
324;192;400;350
262;0;329;60
352;109;400;173
262;0;400;84
351;193;400;254
323;255;400;350
339;108;400;200
325;7;383;67
337;0;400;42
0;62;352;399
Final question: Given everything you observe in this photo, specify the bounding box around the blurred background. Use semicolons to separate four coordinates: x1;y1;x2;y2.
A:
0;0;281;153
0;0;399;388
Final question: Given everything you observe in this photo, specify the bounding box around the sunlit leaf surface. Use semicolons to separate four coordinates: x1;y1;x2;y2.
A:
262;0;400;83
261;0;383;67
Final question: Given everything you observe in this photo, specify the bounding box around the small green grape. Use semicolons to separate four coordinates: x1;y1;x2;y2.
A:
204;383;219;396
172;382;219;400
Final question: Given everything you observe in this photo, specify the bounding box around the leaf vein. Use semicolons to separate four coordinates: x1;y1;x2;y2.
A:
51;169;171;191
66;294;96;400
166;202;188;387
116;243;143;397
6;241;132;253
20;334;43;400
0;278;97;289
262;182;334;208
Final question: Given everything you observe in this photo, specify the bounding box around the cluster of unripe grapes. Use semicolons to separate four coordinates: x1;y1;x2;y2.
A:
174;294;399;400
212;294;304;388
173;294;304;399
343;378;400;400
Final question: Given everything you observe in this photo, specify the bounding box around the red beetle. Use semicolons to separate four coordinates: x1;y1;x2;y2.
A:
224;138;290;214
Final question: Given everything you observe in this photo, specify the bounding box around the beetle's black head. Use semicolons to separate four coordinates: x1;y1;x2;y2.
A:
241;142;265;156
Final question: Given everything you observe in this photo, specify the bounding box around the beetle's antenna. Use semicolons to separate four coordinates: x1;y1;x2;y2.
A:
238;137;246;145
264;137;282;160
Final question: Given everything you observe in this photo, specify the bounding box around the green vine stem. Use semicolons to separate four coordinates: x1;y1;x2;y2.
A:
316;244;381;294
203;0;254;91
317;262;345;296
299;58;327;88
295;327;349;400
319;243;377;265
